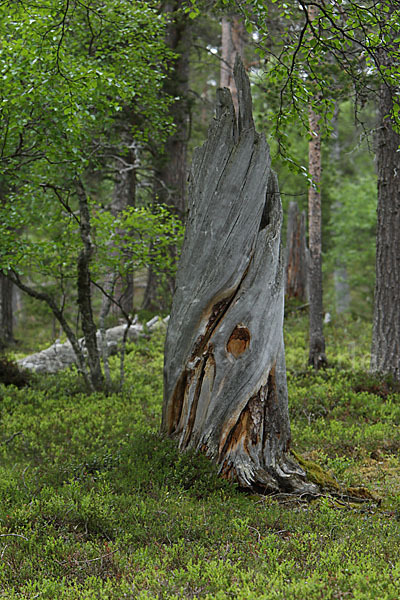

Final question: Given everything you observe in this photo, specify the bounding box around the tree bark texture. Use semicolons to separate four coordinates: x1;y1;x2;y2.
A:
0;272;14;349
220;15;246;116
308;105;327;369
285;202;309;302
162;59;317;495
371;55;400;381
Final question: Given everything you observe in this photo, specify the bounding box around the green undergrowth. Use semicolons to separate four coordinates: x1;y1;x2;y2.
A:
1;316;400;598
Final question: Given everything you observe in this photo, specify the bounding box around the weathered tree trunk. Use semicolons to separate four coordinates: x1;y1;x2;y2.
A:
143;0;191;311
0;272;14;349
162;59;317;495
220;15;246;115
308;104;327;369
285;202;309;302
371;50;400;381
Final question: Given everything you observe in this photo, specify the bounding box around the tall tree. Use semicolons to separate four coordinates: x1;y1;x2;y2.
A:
306;4;327;368
308;99;327;368
330;104;351;314
101;121;137;318
285;201;308;303
371;38;400;380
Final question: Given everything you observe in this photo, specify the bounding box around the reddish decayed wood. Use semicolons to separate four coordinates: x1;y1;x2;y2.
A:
227;325;250;358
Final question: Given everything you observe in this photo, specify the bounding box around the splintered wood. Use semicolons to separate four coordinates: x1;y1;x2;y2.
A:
162;57;317;495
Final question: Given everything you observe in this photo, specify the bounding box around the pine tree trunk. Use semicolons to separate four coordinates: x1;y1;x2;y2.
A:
308;105;327;369
306;5;327;369
285;201;309;302
371;53;400;381
162;59;317;495
331;103;350;314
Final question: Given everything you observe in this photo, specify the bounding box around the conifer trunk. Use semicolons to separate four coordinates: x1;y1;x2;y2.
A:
285;201;309;302
102;126;136;318
371;48;400;381
143;0;191;311
308;105;327;368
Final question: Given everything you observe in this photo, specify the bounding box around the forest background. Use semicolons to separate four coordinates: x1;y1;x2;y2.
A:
0;0;386;371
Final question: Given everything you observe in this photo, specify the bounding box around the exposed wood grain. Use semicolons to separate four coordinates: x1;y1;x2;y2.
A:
162;57;317;495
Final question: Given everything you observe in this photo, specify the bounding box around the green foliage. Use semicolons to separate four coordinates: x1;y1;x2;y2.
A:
326;175;376;310
1;318;400;598
93;204;184;283
0;1;178;358
0;0;175;269
0;0;172;177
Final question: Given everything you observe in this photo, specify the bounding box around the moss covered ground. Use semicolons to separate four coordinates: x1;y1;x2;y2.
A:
1;313;400;599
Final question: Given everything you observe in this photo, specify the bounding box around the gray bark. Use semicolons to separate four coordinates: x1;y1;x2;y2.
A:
162;58;317;494
307;5;327;370
285;202;309;302
76;181;104;391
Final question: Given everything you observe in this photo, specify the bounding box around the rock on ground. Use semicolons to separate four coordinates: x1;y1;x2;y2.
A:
17;316;168;374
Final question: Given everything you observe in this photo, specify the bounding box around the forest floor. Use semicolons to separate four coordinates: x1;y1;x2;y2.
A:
1;311;400;599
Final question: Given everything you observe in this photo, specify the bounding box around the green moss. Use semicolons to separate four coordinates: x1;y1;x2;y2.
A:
291;450;340;490
346;486;378;501
292;451;379;502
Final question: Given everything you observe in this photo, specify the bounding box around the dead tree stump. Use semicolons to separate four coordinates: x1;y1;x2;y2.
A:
161;58;317;495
